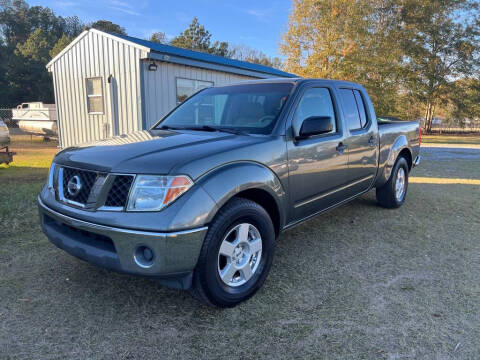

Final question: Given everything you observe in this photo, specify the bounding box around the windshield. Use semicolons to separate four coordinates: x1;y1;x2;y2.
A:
154;83;293;135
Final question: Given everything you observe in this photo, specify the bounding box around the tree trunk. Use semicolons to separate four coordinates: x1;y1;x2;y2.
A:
424;101;436;133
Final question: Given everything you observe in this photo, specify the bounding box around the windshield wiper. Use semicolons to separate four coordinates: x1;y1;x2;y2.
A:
158;125;183;131
162;125;246;135
199;125;247;135
158;124;247;135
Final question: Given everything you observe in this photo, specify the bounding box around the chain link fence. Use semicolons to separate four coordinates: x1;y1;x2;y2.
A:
0;108;16;128
428;121;480;134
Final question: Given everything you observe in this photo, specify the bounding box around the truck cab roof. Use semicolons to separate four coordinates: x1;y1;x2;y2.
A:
221;77;365;89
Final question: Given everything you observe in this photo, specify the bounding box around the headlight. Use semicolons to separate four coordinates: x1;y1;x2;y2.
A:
47;162;55;189
126;175;193;211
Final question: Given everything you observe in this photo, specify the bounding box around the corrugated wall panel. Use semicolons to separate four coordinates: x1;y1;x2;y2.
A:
51;31;144;148
142;61;258;128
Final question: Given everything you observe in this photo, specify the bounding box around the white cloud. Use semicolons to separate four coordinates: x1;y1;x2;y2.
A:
106;0;141;16
245;8;266;19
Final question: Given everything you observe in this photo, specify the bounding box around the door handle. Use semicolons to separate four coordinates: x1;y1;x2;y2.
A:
369;136;376;147
336;142;347;154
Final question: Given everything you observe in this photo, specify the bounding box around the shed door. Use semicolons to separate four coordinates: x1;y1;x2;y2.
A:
107;75;120;136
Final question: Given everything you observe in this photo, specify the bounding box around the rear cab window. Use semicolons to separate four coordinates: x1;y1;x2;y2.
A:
353;90;368;128
339;88;369;131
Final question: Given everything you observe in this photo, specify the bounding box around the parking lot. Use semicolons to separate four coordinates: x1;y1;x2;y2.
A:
1;136;479;359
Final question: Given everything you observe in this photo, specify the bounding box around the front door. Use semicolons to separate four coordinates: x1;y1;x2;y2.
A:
287;87;349;221
338;88;378;196
107;75;120;137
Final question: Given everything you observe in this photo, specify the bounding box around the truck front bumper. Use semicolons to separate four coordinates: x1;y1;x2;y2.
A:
38;197;207;289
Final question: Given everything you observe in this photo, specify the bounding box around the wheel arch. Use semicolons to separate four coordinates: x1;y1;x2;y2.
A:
398;148;413;170
233;188;281;238
197;161;287;238
376;135;412;187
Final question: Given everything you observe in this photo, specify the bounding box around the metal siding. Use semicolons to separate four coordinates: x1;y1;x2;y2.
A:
52;69;63;147
51;31;144;147
142;61;259;128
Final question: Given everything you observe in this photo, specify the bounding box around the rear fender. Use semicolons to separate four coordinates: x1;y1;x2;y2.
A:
377;135;411;187
197;162;287;227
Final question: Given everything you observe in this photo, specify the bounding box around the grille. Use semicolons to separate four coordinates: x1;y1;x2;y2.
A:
105;175;134;207
61;167;98;204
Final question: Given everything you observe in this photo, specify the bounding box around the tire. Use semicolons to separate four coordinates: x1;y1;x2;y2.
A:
190;197;275;307
376;156;409;209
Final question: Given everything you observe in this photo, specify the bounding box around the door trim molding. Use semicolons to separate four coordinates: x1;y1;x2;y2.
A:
284;180;374;231
293;174;374;209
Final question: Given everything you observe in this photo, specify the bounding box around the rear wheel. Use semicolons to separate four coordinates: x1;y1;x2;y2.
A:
376;156;409;208
191;198;275;307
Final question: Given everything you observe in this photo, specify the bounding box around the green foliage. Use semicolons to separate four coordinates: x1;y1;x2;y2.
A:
166;17;281;67
149;31;167;44
399;0;480;131
49;34;72;59
0;0;85;106
447;78;480;126
0;2;124;107
87;20;126;35
0;0;76;45
170;17;229;57
16;28;54;62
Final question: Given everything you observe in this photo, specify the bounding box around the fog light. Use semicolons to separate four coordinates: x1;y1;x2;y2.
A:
134;245;155;268
143;247;153;262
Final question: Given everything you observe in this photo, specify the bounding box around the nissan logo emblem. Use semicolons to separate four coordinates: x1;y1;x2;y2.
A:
67;175;82;197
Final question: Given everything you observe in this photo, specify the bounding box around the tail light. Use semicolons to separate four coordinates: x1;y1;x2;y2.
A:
418;127;422;147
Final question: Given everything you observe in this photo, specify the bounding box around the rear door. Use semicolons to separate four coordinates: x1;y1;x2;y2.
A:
338;88;378;196
287;86;349;221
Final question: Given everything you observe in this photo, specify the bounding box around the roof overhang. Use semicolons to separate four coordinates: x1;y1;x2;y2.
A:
46;29;297;79
146;52;288;79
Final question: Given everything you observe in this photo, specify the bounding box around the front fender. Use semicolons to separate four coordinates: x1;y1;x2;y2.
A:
197;161;287;227
376;135;411;187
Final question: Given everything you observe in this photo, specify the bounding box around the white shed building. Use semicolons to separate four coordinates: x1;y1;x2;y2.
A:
46;29;295;147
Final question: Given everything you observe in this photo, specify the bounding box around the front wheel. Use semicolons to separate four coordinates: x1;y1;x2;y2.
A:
191;198;275;307
376;156;409;208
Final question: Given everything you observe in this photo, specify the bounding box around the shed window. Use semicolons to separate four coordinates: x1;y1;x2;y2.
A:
176;78;213;104
86;77;104;114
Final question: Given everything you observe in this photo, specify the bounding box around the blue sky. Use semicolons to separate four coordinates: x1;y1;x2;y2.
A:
30;0;293;58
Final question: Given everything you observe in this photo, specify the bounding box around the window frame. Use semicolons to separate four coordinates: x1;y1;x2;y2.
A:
291;85;341;140
175;77;214;105
353;89;369;129
85;77;104;115
339;87;371;132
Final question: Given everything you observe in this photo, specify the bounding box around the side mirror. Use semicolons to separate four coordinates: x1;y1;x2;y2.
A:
297;116;333;139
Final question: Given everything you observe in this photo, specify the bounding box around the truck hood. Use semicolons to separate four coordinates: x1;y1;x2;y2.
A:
54;129;268;176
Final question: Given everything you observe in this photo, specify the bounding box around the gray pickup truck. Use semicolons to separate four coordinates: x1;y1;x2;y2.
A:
38;79;420;307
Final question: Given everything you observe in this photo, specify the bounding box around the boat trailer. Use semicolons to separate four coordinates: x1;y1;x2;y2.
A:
0;146;15;165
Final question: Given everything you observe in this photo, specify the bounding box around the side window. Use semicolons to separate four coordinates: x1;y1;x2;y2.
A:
353;89;368;128
176;78;214;104
86;77;104;114
293;87;336;133
339;89;361;130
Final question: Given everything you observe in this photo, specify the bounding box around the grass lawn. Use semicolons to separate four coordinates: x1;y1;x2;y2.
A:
1;138;479;359
422;134;480;145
